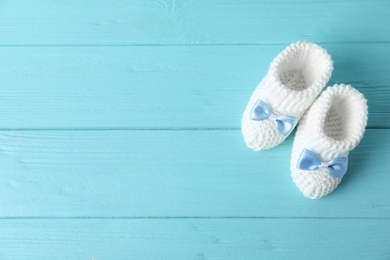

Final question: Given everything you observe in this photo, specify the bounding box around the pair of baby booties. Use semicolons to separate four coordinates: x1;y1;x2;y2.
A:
242;42;368;199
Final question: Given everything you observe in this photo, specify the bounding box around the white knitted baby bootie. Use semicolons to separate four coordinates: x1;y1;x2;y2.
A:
291;84;368;199
242;42;333;151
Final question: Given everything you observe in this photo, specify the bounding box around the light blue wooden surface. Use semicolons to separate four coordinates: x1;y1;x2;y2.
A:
0;44;389;128
0;0;389;259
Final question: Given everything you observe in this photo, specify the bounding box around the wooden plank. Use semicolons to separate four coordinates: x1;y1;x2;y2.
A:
0;0;388;45
0;218;388;259
0;129;389;218
0;44;388;129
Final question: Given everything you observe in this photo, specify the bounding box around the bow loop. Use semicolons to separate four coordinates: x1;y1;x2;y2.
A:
327;157;348;179
276;116;297;137
250;99;297;136
296;149;348;179
250;100;271;121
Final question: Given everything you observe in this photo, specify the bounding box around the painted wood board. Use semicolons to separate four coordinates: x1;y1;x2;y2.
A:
0;44;388;129
0;129;388;218
0;0;388;45
0;218;389;259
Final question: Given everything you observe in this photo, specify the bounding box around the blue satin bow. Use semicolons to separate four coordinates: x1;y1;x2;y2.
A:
296;148;348;179
250;99;297;136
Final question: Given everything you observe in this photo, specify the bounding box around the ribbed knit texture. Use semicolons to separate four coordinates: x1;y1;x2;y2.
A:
290;84;368;199
242;42;333;151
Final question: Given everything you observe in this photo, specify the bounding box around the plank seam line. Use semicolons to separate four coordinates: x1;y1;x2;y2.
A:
0;127;385;131
0;42;389;47
0;216;388;220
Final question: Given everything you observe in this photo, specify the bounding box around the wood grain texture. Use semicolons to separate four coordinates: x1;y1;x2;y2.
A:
0;218;389;259
0;44;388;129
0;129;388;218
0;0;388;45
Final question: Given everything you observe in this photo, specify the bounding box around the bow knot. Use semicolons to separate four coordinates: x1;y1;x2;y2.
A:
250;99;297;136
296;148;348;179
